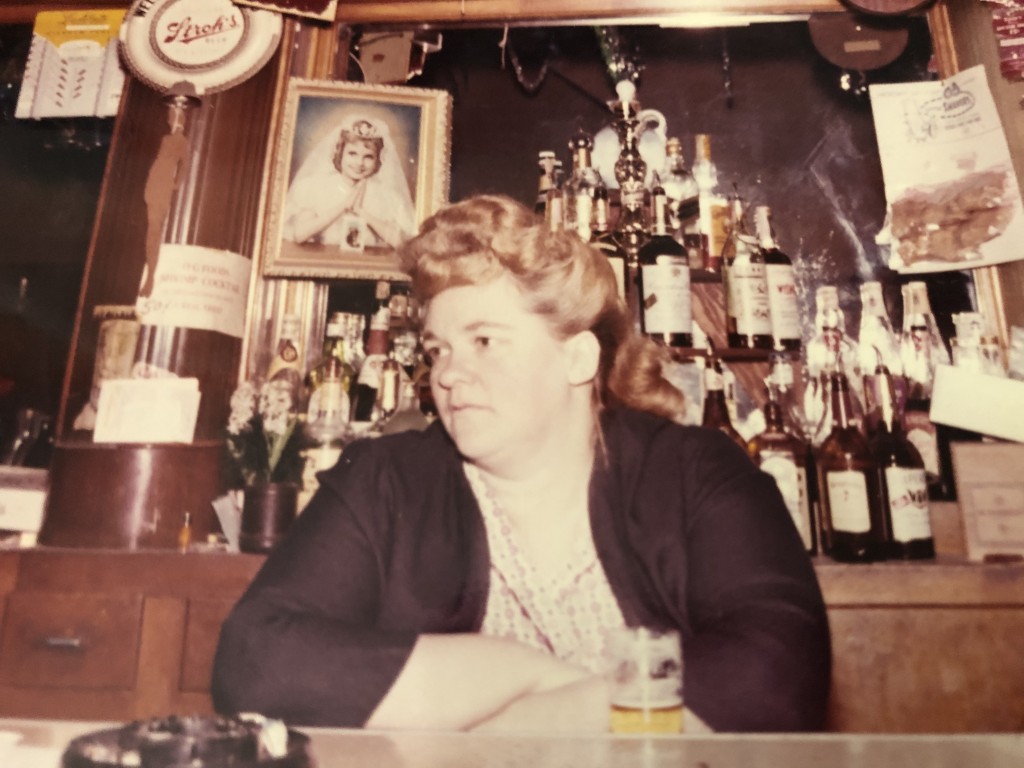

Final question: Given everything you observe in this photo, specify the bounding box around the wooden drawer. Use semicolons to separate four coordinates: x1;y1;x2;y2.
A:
0;592;143;690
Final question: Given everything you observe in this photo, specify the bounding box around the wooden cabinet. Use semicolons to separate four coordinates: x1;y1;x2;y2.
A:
1;547;1023;732
0;550;261;721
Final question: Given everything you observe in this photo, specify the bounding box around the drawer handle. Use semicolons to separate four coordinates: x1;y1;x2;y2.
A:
38;636;86;651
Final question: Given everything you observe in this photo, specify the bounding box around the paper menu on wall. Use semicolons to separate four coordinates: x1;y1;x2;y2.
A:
869;64;1024;274
15;9;127;119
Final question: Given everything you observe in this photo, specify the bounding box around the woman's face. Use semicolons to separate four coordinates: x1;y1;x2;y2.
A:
422;276;579;475
337;140;379;181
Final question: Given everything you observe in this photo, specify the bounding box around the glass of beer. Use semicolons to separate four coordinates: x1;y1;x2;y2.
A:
606;626;683;734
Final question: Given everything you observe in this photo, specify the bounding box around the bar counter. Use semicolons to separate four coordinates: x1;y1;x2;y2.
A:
1;527;1023;732
3;718;1024;768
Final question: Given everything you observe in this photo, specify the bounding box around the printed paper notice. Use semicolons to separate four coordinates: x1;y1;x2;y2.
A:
15;9;126;119
136;244;252;338
869;64;1024;274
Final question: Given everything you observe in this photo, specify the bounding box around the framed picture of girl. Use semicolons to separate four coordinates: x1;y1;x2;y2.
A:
261;78;452;279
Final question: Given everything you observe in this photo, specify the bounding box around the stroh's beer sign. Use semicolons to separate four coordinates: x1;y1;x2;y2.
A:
154;4;247;69
120;0;281;96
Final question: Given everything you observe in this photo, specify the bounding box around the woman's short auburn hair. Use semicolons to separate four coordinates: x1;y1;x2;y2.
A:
398;194;684;421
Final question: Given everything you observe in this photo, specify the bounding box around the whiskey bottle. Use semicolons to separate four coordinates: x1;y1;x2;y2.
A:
637;181;693;348
815;367;888;562
721;196;771;350
591;185;627;302
266;313;305;413
753;205;801;352
701;350;747;450
534;150;558;217
545;160;566;234
868;363;934;560
748;387;816;554
351;282;391;423
563;128;604;242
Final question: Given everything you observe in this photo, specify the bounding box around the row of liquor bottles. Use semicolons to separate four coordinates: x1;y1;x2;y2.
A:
536;131;802;353
697;343;937;562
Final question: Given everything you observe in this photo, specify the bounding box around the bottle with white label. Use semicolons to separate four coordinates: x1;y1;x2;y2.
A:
868;364;934;560
753;205;801;352
748;387;816;555
815;367;887;562
637;182;692;347
721;197;771;350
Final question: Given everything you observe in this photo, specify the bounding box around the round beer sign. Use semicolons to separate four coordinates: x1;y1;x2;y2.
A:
120;0;282;96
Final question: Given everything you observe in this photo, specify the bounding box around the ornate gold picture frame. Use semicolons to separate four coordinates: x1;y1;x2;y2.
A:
261;78;452;280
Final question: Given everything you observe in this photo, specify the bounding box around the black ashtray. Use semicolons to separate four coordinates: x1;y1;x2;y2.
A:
61;715;315;768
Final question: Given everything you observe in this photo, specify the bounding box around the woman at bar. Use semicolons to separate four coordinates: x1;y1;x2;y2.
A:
213;195;830;733
282;114;416;250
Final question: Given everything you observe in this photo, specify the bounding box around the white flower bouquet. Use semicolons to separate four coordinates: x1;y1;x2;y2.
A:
224;378;305;488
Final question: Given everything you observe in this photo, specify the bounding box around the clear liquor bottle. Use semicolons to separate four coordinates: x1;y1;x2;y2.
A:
804;286;862;444
701;349;747;451
748;387;817;555
563;128;604;242
637;181;693;348
858;281;904;438
721;196;772;350
306;311;355;428
659;136;700;262
899;281;951;499
868;363;934;560
753;205;801;352
691;133;730;272
815;367;888;563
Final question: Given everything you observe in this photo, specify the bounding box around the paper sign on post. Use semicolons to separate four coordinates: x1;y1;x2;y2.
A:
869;64;1024;274
135;244;252;338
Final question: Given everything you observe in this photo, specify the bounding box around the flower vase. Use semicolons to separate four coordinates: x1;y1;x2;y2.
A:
239;482;298;554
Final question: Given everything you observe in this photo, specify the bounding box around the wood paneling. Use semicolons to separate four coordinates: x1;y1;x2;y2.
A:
827;607;1024;732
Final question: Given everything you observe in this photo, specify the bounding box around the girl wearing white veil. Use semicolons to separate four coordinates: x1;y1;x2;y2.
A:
282;115;417;250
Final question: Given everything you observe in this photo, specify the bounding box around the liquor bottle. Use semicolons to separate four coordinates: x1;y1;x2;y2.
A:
899;281;951;499
815;367;888;563
351;282;391;423
721;196;772;350
637;181;693;348
659;136;700;260
748;387;816;554
753;205;801;352
857;281;902;378
858;281;904;437
691;134;730;272
306;311;355;425
701;349;747;450
563;128;604;242
534;150;558;217
299;356;349;512
591;185;627;302
544;160;566;233
868;363;934;560
266;313;305;413
370;354;402;433
804;286;862;443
